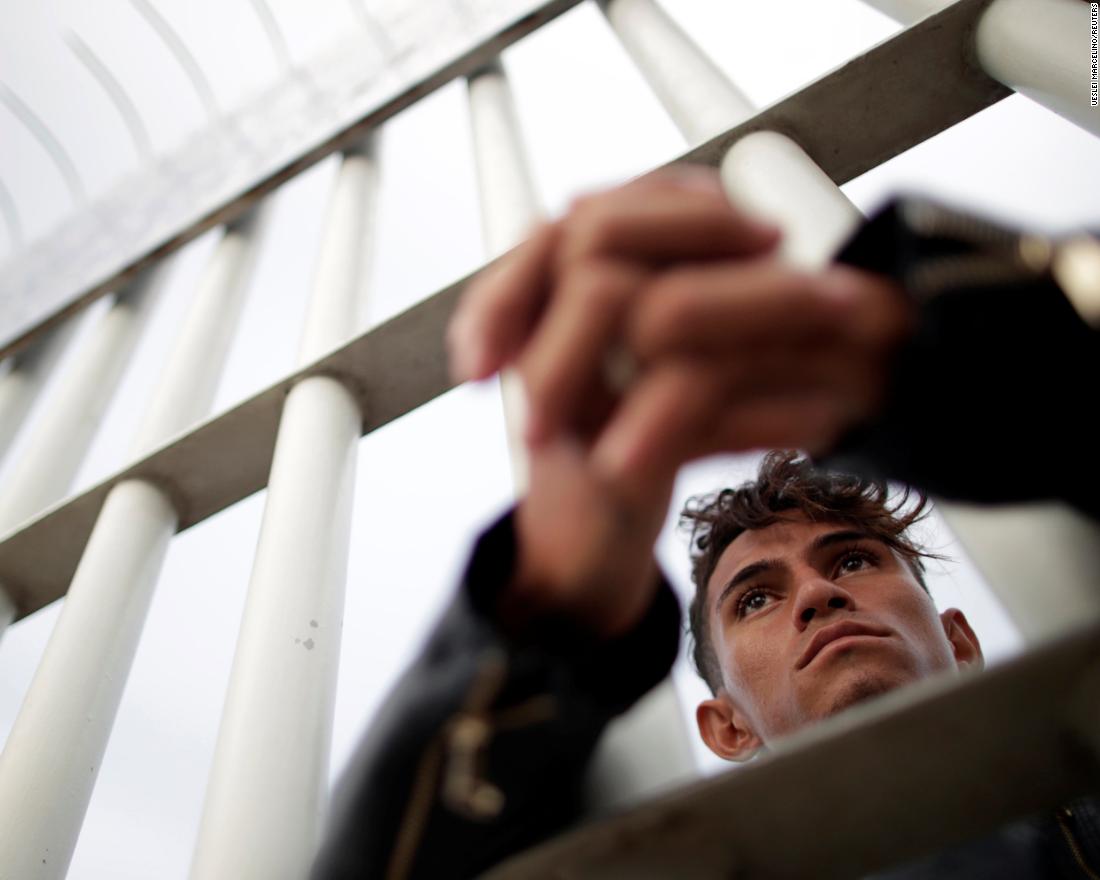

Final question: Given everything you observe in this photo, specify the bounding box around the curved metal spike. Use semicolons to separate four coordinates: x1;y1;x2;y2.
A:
449;0;475;25
247;0;293;73
0;84;87;206
64;30;154;163
128;0;220;120
0;174;24;252
347;0;395;59
246;0;327;108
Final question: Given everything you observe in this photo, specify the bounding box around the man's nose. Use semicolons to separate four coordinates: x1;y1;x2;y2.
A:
792;576;855;631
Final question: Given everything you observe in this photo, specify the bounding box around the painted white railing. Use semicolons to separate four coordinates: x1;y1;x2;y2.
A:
0;1;1096;877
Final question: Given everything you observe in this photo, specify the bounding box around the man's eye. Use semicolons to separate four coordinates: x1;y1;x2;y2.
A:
736;589;770;618
836;550;876;575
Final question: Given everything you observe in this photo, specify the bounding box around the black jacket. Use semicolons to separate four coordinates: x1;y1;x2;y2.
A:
312;199;1100;879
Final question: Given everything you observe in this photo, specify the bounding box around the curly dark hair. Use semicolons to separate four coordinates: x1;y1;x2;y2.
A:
680;450;936;694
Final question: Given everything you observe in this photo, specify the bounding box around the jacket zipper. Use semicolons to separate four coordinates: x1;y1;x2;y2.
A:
1056;806;1100;880
384;651;510;880
385;739;445;880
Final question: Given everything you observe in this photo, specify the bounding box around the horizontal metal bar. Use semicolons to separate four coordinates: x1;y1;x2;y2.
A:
0;0;587;361
0;0;1006;363
484;619;1100;879
678;0;1008;183
0;0;1010;622
0;271;462;622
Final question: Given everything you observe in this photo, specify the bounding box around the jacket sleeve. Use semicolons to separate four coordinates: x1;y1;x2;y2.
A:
311;508;683;880
825;197;1100;520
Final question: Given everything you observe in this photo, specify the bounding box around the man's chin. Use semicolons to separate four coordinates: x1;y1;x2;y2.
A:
816;669;910;718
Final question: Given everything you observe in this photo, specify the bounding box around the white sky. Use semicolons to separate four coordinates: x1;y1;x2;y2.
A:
1;0;1099;877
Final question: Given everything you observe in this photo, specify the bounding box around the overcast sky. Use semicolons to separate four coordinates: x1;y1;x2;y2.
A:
1;0;1099;877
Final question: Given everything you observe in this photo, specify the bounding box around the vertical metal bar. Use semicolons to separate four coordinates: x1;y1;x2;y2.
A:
190;140;378;880
467;61;541;494
0;266;169;535
129;205;274;458
468;56;698;808
468;61;541;259
0;317;81;644
857;0;951;24
0;204;273;880
862;0;1098;138
0;480;177;880
0;586;13;634
0;320;80;468
596;0;754;144
719;131;862;268
599;0;860;260
719;130;1100;645
976;0;1098;137
596;0;861;804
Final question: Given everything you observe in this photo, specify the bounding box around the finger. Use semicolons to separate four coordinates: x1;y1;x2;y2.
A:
592;361;725;497
519;260;650;445
592;355;871;487
631;164;731;194
629;263;867;361
829;267;914;351
712;392;854;457
447;220;560;381
693;343;878;413
559;185;780;269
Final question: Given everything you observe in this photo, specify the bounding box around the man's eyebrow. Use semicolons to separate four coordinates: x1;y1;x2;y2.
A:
714;559;781;613
713;532;889;614
810;529;883;553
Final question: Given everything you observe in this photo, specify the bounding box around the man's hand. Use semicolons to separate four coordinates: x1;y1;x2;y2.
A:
589;260;914;498
447;166;913;635
503;434;674;639
448;167;783;638
447;167;782;443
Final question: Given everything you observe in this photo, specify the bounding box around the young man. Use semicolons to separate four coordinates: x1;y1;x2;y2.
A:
680;453;982;763
312;170;1099;878
312;452;1097;880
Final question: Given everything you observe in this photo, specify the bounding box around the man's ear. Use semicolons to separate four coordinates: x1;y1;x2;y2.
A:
941;608;984;673
696;691;762;762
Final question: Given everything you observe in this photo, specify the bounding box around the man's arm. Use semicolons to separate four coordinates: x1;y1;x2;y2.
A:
311;510;681;880
825;197;1100;517
315;168;779;880
452;173;1097;517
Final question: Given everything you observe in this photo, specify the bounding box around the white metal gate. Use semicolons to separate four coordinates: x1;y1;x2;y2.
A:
0;0;1096;877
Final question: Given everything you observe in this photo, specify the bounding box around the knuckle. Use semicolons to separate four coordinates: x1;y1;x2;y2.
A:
464;264;513;315
560;262;634;313
785;271;848;324
649;269;701;305
783;268;825;300
565;192;598;215
632;274;701;350
517;353;549;408
563;199;622;259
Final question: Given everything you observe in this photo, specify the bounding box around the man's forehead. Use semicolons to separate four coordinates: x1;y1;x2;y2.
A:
706;514;862;596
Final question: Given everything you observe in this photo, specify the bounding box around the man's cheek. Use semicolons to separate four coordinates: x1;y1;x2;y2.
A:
728;645;778;701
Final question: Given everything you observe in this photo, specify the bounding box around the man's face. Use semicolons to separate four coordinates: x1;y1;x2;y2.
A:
698;514;981;758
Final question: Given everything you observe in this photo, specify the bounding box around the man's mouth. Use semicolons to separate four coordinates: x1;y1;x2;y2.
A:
796;620;891;670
